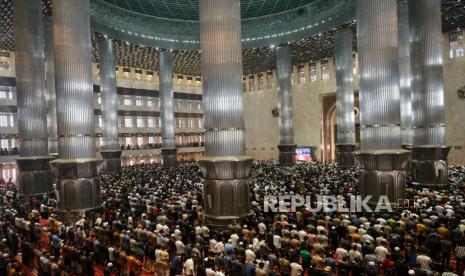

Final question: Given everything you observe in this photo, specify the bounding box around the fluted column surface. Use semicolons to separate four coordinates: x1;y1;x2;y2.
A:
357;0;401;150
45;16;58;155
158;50;176;149
276;44;295;145
398;1;413;145
409;0;445;145
200;0;245;157
99;36;120;151
52;0;96;159
335;29;356;144
13;0;49;157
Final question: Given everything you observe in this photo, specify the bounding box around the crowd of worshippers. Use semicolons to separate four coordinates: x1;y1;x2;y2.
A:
0;161;465;276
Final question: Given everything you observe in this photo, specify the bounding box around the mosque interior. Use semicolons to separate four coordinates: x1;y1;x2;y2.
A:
0;0;465;275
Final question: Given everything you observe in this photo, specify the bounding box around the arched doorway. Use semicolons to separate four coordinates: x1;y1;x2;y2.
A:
321;93;361;162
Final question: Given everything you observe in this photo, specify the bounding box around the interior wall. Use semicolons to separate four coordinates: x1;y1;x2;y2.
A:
244;58;340;161
244;32;465;165
443;33;465;164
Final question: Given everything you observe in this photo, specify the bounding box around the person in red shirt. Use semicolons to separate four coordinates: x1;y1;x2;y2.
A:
381;254;396;275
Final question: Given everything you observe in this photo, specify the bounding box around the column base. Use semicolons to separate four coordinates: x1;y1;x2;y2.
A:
198;156;254;220
401;144;413;150
335;143;357;167
411;145;451;187
100;150;122;173
278;144;297;165
15;156;55;196
203;217;236;228
50;158;103;213
161;148;177;168
354;150;410;208
54;206;103;224
401;144;413;177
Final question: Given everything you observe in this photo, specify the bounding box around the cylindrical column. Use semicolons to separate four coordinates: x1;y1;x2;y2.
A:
44;16;58;156
409;0;450;186
355;0;408;207
200;0;245;157
357;0;401;150
53;0;95;159
198;0;253;222
410;0;445;146
99;36;122;173
158;49;177;168
13;0;54;196
14;0;48;157
335;29;356;167
276;44;296;165
50;0;102;214
398;1;413;146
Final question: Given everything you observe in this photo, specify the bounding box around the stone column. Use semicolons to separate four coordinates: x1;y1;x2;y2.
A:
13;0;54;196
99;36;122;173
158;49;177;168
44;16;58;156
398;1;413;147
198;0;253;222
276;44;297;165
409;0;450;186
50;0;102;215
334;29;356;167
355;0;410;207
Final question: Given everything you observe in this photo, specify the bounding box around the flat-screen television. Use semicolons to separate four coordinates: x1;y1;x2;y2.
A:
295;147;314;162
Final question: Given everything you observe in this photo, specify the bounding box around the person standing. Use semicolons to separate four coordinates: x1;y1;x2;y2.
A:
158;246;169;276
183;257;195;275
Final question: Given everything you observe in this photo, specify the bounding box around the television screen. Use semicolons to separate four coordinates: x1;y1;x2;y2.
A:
295;147;312;162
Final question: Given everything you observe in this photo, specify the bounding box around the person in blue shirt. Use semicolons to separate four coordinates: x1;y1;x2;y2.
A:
51;232;61;258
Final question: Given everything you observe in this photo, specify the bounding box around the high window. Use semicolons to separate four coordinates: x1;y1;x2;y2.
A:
136;117;144;128
147;118;154;128
321;60;330;80
257;74;264;91
0;114;9;127
137;137;144;146
450;30;464;59
0;139;8;149
297;64;306;84
248;76;255;92
309;62;317;82
125;137;132;146
124;116;132;128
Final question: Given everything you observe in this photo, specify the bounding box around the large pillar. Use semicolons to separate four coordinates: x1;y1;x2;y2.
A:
158;49;177;168
99;36;122;173
409;0;450;186
50;0;102;215
355;0;409;207
334;29;356;167
13;0;54;196
398;1;413;147
198;0;253;222
44;16;58;156
276;44;296;165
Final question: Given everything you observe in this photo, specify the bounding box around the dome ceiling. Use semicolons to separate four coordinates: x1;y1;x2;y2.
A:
0;0;465;75
102;0;315;21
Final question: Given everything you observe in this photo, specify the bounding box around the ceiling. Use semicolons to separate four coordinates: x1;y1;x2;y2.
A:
91;21;356;76
1;0;465;76
102;0;315;21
